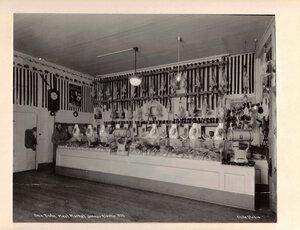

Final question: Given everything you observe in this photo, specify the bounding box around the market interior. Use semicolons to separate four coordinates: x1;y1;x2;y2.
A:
13;14;277;222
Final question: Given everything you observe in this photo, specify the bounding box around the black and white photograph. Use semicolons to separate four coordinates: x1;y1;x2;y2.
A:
11;13;279;224
1;0;300;229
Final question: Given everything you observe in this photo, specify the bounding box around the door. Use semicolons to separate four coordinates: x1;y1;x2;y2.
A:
36;109;54;164
13;112;37;172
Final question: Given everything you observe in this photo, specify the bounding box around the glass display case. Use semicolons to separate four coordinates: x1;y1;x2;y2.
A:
56;122;221;162
130;137;220;161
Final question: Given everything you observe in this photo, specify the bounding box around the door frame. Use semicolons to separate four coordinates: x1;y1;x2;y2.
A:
13;110;37;172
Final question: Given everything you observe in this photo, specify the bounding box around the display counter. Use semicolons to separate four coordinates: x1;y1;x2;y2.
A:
56;145;255;210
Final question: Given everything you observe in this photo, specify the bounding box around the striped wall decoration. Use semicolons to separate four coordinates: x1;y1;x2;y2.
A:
81;83;85;105
13;63;93;113
66;79;70;111
44;72;48;108
94;53;255;114
64;78;67;110
226;53;255;95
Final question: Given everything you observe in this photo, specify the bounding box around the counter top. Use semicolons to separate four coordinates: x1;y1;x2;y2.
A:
58;143;221;162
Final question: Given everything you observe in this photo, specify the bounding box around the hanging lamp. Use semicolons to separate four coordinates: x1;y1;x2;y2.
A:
175;36;183;82
129;47;142;86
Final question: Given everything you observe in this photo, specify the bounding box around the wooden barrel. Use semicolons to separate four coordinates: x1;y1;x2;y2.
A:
227;130;253;141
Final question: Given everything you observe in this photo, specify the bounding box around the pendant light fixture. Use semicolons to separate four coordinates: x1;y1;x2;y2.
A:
129;47;142;86
175;36;183;82
96;47;141;86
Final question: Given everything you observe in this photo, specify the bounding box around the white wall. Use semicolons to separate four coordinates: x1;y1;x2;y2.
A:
14;105;52;164
14;104;93;165
13;51;94;166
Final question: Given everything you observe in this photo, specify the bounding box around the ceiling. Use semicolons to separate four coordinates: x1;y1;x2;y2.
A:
14;14;273;77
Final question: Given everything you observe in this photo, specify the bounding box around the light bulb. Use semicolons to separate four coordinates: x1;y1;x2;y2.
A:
176;71;182;82
129;74;142;86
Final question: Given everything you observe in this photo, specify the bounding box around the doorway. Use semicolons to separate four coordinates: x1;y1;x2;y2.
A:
13;111;37;172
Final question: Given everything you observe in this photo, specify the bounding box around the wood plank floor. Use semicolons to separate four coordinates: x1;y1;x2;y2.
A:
13;169;276;223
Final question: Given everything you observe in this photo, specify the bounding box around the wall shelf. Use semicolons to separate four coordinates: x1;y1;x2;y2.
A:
95;90;220;105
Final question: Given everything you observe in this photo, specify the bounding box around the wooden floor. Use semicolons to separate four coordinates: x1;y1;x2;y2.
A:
13;168;276;223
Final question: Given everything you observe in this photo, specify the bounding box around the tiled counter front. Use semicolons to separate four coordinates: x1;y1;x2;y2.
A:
56;147;255;210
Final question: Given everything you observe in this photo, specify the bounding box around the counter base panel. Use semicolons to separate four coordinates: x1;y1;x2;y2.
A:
56;165;255;210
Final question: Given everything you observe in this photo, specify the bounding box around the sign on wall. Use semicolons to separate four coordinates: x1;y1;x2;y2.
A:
69;83;82;108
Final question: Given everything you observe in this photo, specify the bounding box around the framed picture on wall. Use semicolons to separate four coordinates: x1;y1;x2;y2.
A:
69;83;82;108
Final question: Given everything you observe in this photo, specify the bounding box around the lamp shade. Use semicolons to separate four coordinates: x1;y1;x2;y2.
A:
175;71;182;82
129;74;142;86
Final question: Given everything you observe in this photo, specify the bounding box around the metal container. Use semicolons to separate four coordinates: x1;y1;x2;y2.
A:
227;129;253;142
